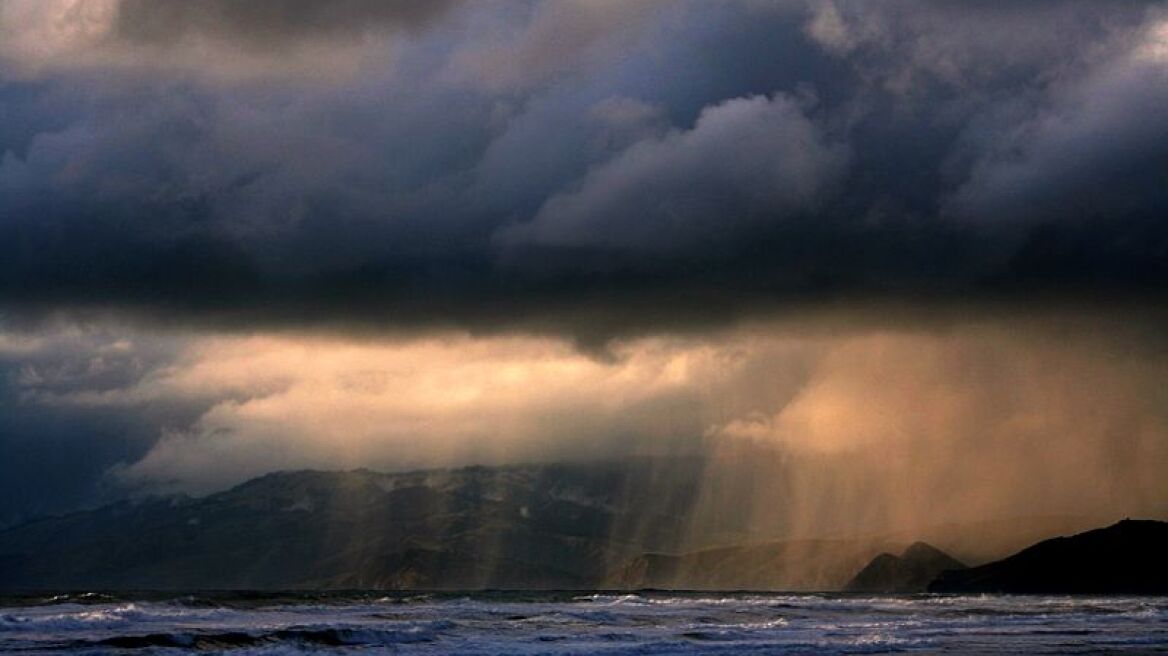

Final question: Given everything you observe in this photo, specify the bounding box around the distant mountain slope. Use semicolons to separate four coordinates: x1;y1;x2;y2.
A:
0;458;918;592
1;460;1150;592
929;519;1168;593
0;461;708;590
845;542;965;593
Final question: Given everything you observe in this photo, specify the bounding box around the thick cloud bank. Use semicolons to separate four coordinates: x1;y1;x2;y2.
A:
0;1;1164;341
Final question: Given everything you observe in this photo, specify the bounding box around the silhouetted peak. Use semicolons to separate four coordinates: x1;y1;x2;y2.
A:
902;542;964;566
845;542;965;593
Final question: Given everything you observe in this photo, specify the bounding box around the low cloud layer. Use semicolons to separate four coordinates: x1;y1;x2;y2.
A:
5;318;1165;537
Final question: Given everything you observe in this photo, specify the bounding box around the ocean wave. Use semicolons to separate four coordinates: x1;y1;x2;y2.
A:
38;592;120;606
2;603;149;632
81;621;455;650
2;594;1165;654
0;602;242;633
575;593;807;607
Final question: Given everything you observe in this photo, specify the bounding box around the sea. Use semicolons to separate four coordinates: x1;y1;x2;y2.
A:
0;591;1165;654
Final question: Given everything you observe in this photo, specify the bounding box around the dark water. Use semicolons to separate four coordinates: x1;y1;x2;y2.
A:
1;591;1166;654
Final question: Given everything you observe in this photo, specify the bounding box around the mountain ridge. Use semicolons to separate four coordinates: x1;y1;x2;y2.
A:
1;462;1155;592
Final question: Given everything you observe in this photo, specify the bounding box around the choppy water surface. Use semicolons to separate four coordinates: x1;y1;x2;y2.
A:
0;591;1165;654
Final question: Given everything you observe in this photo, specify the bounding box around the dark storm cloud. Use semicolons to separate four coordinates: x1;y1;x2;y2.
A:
111;0;460;47
0;328;205;526
497;93;850;256
0;1;1165;344
948;55;1168;226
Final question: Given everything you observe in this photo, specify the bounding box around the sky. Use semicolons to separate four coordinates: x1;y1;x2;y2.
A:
0;0;1166;530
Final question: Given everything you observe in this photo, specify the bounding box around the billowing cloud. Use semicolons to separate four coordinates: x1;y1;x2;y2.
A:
498;93;848;258
443;0;670;92
949;14;1168;225
802;0;1150;91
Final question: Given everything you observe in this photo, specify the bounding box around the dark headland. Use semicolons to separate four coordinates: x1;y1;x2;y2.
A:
929;519;1168;594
